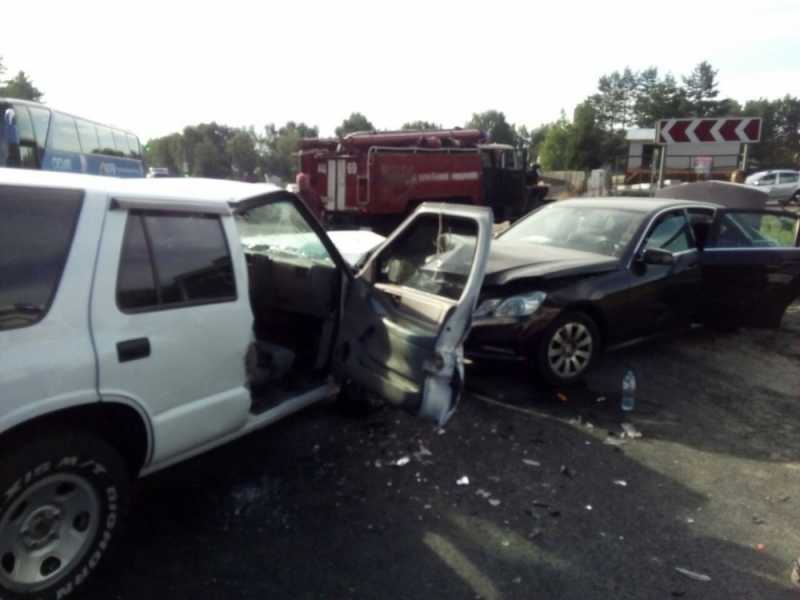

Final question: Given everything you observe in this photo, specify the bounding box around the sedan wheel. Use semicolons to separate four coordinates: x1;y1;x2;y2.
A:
536;311;599;386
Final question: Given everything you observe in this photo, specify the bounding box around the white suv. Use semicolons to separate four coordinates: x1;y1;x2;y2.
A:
745;170;800;207
0;169;491;600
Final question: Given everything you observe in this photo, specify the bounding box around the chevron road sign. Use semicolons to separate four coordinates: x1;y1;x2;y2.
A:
656;117;762;144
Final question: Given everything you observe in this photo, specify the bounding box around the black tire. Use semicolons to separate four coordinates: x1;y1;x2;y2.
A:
0;430;130;600
535;311;600;387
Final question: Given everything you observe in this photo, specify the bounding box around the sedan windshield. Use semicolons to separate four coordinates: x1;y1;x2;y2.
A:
501;204;645;257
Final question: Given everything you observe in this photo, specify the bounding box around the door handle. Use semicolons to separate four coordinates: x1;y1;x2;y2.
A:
117;337;151;363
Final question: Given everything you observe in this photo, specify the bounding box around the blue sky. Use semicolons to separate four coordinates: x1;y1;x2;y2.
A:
2;0;798;141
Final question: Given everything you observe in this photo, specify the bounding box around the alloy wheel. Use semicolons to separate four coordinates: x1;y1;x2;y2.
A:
547;322;593;378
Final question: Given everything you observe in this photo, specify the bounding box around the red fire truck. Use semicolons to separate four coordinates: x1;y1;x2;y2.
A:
296;129;547;231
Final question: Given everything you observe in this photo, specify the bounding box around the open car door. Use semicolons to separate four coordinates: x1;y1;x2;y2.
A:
335;204;492;425
700;208;800;328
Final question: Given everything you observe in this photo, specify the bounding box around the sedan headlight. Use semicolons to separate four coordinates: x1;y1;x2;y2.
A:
475;291;547;320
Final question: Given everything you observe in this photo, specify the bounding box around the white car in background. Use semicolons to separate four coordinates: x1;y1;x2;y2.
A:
745;170;800;207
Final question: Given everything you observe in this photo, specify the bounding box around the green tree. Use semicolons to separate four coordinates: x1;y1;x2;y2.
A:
682;61;720;117
744;96;800;168
261;121;319;180
335;113;374;138
633;71;687;126
569;101;607;170
538;114;574;170
227;130;259;180
144;133;185;174
1;71;43;102
466;110;517;145
401;121;442;131
182;123;236;178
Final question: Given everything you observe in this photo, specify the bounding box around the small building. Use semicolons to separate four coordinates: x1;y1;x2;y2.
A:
625;128;742;185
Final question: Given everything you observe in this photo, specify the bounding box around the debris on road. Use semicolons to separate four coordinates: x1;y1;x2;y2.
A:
621;369;637;412
395;456;410;467
621;422;643;439
413;443;433;460
613;479;628;487
753;515;766;525
557;392;568;402
489;499;501;507
522;459;541;467
790;558;800;587
604;435;626;447
560;465;575;478
674;567;711;582
596;396;607;403
476;489;492;499
756;543;766;551
585;505;593;511
456;476;470;486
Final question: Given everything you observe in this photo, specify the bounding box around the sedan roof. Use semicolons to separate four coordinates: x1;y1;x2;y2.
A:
655;181;769;209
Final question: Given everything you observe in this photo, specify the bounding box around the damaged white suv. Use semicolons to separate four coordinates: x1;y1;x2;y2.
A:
0;169;491;599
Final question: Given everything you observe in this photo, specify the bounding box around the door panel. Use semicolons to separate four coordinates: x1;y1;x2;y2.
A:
91;207;253;464
337;204;492;424
701;209;800;328
625;210;702;336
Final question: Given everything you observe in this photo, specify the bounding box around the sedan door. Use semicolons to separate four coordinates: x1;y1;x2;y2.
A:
700;209;800;328
335;204;492;425
623;209;702;337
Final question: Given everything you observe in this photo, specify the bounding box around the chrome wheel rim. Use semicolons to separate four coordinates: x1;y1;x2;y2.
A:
547;322;593;378
0;474;100;592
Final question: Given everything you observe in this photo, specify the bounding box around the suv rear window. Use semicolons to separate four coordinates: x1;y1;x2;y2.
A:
0;185;83;331
117;211;236;311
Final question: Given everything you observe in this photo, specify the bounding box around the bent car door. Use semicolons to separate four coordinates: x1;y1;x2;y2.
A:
700;209;800;327
335;204;492;424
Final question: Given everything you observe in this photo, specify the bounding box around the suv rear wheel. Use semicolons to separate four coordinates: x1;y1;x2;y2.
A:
0;430;130;600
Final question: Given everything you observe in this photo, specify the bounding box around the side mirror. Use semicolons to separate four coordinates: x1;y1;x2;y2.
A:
641;247;674;266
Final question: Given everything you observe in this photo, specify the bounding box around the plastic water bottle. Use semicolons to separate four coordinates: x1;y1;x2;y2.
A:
621;369;636;412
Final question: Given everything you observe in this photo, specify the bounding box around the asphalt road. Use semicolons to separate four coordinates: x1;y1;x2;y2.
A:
86;304;800;600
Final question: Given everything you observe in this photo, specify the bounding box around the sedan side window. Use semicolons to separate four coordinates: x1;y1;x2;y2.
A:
713;212;799;248
643;212;693;253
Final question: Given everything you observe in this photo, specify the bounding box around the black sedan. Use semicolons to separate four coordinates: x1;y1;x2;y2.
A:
466;184;800;385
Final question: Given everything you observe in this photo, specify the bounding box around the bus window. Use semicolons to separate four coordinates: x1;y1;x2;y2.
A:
11;107;38;168
50;113;82;154
126;133;141;158
27;106;51;148
96;125;117;155
12;105;35;141
76;119;100;154
112;130;129;155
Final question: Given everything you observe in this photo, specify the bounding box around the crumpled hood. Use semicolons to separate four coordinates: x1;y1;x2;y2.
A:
484;241;620;287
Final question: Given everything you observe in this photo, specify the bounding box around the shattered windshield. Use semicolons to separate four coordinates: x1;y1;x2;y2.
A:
234;200;333;265
501;204;644;258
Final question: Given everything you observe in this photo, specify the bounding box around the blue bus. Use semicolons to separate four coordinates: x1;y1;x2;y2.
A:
0;98;144;177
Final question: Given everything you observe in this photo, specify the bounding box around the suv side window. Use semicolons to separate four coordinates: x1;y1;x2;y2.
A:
0;185;83;331
117;211;236;312
643;211;693;253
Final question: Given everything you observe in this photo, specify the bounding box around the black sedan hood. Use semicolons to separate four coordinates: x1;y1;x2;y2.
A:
485;240;620;286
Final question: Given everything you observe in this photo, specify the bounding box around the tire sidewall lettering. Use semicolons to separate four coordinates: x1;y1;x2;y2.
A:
0;453;119;600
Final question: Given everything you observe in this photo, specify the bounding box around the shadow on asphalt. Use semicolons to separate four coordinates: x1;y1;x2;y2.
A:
84;339;798;600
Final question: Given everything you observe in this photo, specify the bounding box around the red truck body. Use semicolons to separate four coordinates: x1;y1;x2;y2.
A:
298;129;542;230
